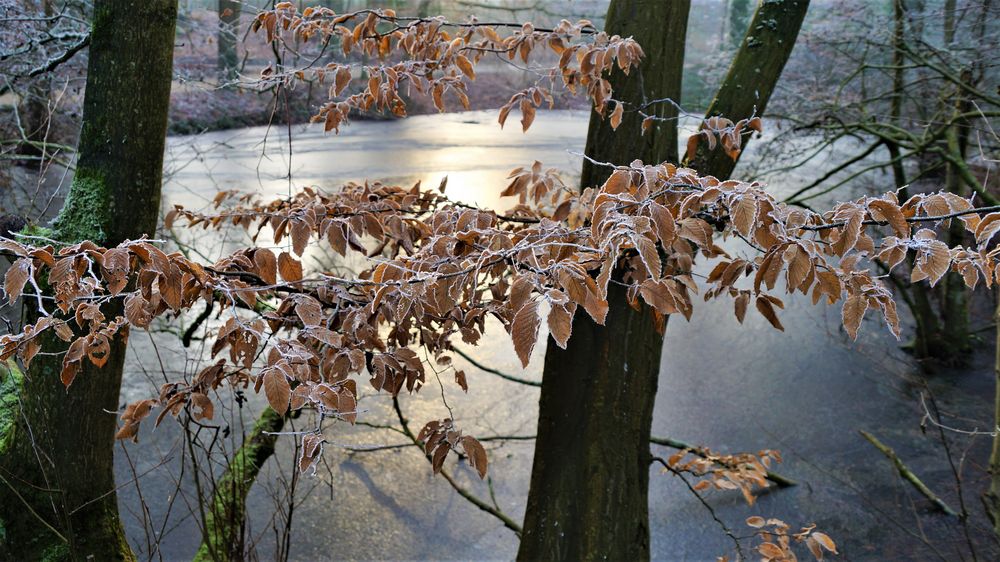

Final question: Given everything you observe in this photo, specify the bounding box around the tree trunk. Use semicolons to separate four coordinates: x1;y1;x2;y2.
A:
18;0;55;159
0;1;177;559
520;1;812;559
218;0;241;84
685;0;810;180
987;289;1000;537
518;2;689;560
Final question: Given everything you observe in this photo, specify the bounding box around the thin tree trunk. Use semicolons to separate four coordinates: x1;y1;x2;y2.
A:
19;0;55;159
727;0;752;50
0;1;177;559
218;0;241;84
518;2;689;560
986;289;1000;537
685;0;810;180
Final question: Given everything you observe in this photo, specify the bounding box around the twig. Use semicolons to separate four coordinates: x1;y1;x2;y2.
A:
391;398;522;535
451;347;541;387
859;429;958;516
652;456;745;561
650;436;796;488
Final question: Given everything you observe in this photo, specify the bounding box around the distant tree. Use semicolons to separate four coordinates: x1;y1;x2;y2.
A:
218;0;241;83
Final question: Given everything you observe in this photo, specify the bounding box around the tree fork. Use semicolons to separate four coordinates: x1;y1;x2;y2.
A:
518;1;689;560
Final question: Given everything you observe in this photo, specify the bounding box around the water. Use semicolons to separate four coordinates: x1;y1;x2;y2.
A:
115;110;996;560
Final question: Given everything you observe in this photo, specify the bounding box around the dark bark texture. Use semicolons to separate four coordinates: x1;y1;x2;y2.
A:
0;1;177;559
518;1;690;561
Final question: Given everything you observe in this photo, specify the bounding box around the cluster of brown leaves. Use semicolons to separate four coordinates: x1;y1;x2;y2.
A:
418;418;488;478
665;446;782;506
685;115;764;162
0;145;1000;476
4;154;1000;476
736;518;838;562
251;4;642;131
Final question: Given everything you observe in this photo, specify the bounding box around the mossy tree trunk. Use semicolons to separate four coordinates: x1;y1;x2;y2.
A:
517;2;689;560
685;0;810;180
193;408;284;562
218;0;241;84
0;1;177;559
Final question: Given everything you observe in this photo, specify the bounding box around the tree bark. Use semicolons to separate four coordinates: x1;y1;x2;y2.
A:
984;290;1000;537
685;0;810;180
0;1;177;559
518;2;689;561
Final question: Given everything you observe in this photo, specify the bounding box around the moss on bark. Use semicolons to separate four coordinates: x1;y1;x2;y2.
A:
52;171;111;243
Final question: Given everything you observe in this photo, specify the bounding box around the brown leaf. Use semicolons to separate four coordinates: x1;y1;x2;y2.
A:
547;303;573;349
124;293;153;329
609;101;624;130
254;248;278;285
758;542;784;559
295;296;323;327
812;532;837;554
734;292;749;323
649;202;676;245
189;392;214;421
454;369;468;392
334;66;352;96
4;258;31;303
976;212;1000;246
511;301;540;368
278;252;304;282
263;368;291;415
685;134;700;162
868;199;909;237
455;54;476;79
290;219;311;257
755;296;784;331
841;294;867;339
520;98;535;132
746;516;765;528
461;435;488;479
299;433;324;474
431;442;450;474
731;196;757;239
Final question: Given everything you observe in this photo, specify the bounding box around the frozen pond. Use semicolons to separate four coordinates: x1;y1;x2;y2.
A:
112;110;995;560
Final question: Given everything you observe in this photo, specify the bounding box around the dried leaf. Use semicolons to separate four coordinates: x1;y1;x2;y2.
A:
263;368;291;415
461;435;488;479
842;294;867;340
511;301;540;368
755;296;784;331
278;252;304;282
